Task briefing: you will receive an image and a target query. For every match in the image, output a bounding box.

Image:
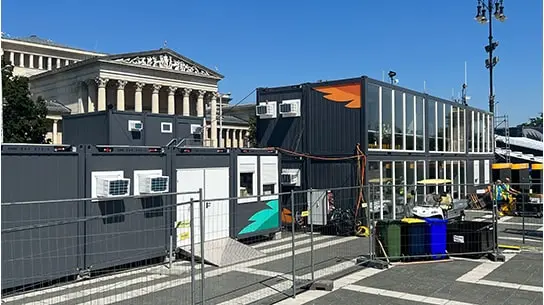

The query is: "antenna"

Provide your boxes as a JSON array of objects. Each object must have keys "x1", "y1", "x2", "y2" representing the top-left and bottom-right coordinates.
[
  {"x1": 382, "y1": 71, "x2": 385, "y2": 82},
  {"x1": 423, "y1": 80, "x2": 427, "y2": 93}
]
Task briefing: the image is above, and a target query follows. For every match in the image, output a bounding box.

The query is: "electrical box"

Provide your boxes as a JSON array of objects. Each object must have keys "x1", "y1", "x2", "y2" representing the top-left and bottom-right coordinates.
[
  {"x1": 95, "y1": 177, "x2": 130, "y2": 198},
  {"x1": 279, "y1": 99, "x2": 301, "y2": 118},
  {"x1": 256, "y1": 101, "x2": 277, "y2": 119},
  {"x1": 128, "y1": 120, "x2": 143, "y2": 132},
  {"x1": 307, "y1": 189, "x2": 329, "y2": 226},
  {"x1": 281, "y1": 168, "x2": 300, "y2": 186}
]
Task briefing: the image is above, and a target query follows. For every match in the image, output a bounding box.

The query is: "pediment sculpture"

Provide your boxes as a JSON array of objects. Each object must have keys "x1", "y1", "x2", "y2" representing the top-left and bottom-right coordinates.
[{"x1": 114, "y1": 54, "x2": 211, "y2": 76}]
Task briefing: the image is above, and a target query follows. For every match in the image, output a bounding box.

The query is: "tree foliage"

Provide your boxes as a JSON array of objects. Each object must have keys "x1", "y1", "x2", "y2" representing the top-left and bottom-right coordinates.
[
  {"x1": 520, "y1": 112, "x2": 543, "y2": 128},
  {"x1": 2, "y1": 56, "x2": 50, "y2": 143},
  {"x1": 247, "y1": 116, "x2": 257, "y2": 147}
]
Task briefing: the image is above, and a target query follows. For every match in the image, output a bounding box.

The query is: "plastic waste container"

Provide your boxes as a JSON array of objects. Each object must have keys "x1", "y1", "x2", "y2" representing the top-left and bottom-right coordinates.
[
  {"x1": 401, "y1": 218, "x2": 427, "y2": 258},
  {"x1": 446, "y1": 220, "x2": 494, "y2": 258},
  {"x1": 375, "y1": 219, "x2": 402, "y2": 261},
  {"x1": 424, "y1": 218, "x2": 448, "y2": 260}
]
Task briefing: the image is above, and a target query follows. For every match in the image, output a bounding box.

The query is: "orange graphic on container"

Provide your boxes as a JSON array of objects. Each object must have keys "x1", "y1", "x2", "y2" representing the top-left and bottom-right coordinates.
[{"x1": 313, "y1": 83, "x2": 361, "y2": 109}]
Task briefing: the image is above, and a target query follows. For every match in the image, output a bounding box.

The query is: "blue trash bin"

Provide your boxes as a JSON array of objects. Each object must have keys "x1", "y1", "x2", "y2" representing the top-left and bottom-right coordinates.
[{"x1": 424, "y1": 218, "x2": 448, "y2": 259}]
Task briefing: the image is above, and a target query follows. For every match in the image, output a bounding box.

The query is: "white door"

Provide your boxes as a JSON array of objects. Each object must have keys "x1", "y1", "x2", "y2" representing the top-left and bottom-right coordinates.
[
  {"x1": 203, "y1": 168, "x2": 230, "y2": 241},
  {"x1": 176, "y1": 167, "x2": 230, "y2": 248},
  {"x1": 474, "y1": 161, "x2": 480, "y2": 186},
  {"x1": 176, "y1": 169, "x2": 204, "y2": 247}
]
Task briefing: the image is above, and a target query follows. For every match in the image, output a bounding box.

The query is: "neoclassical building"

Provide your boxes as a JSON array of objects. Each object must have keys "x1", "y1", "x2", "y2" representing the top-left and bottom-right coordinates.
[{"x1": 1, "y1": 34, "x2": 251, "y2": 147}]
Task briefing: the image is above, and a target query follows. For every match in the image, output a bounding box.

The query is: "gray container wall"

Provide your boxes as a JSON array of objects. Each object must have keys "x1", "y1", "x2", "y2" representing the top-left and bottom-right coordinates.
[
  {"x1": 230, "y1": 149, "x2": 282, "y2": 240},
  {"x1": 63, "y1": 112, "x2": 109, "y2": 145},
  {"x1": 1, "y1": 144, "x2": 84, "y2": 291},
  {"x1": 306, "y1": 159, "x2": 359, "y2": 210},
  {"x1": 83, "y1": 145, "x2": 170, "y2": 271},
  {"x1": 256, "y1": 86, "x2": 304, "y2": 151},
  {"x1": 62, "y1": 111, "x2": 203, "y2": 146}
]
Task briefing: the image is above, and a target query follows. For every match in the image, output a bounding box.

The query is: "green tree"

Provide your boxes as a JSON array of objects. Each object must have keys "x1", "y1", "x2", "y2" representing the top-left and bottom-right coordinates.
[
  {"x1": 247, "y1": 116, "x2": 257, "y2": 147},
  {"x1": 2, "y1": 56, "x2": 50, "y2": 143},
  {"x1": 520, "y1": 112, "x2": 543, "y2": 128}
]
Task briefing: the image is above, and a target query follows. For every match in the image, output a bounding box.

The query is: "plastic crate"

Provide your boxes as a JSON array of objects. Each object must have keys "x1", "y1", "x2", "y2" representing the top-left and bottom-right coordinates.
[{"x1": 447, "y1": 220, "x2": 494, "y2": 258}]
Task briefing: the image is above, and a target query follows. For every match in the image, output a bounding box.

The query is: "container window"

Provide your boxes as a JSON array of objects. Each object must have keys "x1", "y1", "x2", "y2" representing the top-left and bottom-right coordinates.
[
  {"x1": 239, "y1": 172, "x2": 254, "y2": 197},
  {"x1": 263, "y1": 184, "x2": 275, "y2": 195},
  {"x1": 394, "y1": 91, "x2": 404, "y2": 150},
  {"x1": 416, "y1": 161, "x2": 426, "y2": 203},
  {"x1": 161, "y1": 122, "x2": 173, "y2": 133},
  {"x1": 437, "y1": 102, "x2": 444, "y2": 151},
  {"x1": 416, "y1": 97, "x2": 424, "y2": 151},
  {"x1": 367, "y1": 84, "x2": 380, "y2": 149},
  {"x1": 427, "y1": 100, "x2": 436, "y2": 151},
  {"x1": 445, "y1": 105, "x2": 452, "y2": 152},
  {"x1": 381, "y1": 87, "x2": 393, "y2": 150},
  {"x1": 460, "y1": 109, "x2": 466, "y2": 152},
  {"x1": 405, "y1": 93, "x2": 415, "y2": 151},
  {"x1": 382, "y1": 161, "x2": 393, "y2": 219}
]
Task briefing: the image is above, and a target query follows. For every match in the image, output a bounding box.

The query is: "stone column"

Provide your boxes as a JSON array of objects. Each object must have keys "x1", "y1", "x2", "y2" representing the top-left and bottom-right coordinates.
[
  {"x1": 168, "y1": 86, "x2": 177, "y2": 115},
  {"x1": 56, "y1": 58, "x2": 61, "y2": 69},
  {"x1": 197, "y1": 90, "x2": 205, "y2": 117},
  {"x1": 47, "y1": 57, "x2": 52, "y2": 70},
  {"x1": 152, "y1": 84, "x2": 161, "y2": 113},
  {"x1": 134, "y1": 82, "x2": 145, "y2": 112},
  {"x1": 19, "y1": 53, "x2": 24, "y2": 67},
  {"x1": 29, "y1": 54, "x2": 34, "y2": 68},
  {"x1": 182, "y1": 88, "x2": 192, "y2": 116},
  {"x1": 9, "y1": 52, "x2": 14, "y2": 65},
  {"x1": 232, "y1": 130, "x2": 238, "y2": 148},
  {"x1": 77, "y1": 81, "x2": 85, "y2": 113},
  {"x1": 85, "y1": 79, "x2": 95, "y2": 112},
  {"x1": 52, "y1": 119, "x2": 58, "y2": 144},
  {"x1": 225, "y1": 128, "x2": 230, "y2": 148},
  {"x1": 239, "y1": 130, "x2": 245, "y2": 148},
  {"x1": 210, "y1": 92, "x2": 218, "y2": 147},
  {"x1": 116, "y1": 80, "x2": 127, "y2": 111},
  {"x1": 95, "y1": 77, "x2": 109, "y2": 111},
  {"x1": 65, "y1": 59, "x2": 70, "y2": 66},
  {"x1": 38, "y1": 56, "x2": 43, "y2": 69}
]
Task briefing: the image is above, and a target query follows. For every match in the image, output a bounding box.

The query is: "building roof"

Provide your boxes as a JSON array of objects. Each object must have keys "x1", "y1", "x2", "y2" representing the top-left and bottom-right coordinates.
[
  {"x1": 205, "y1": 114, "x2": 248, "y2": 126},
  {"x1": 2, "y1": 34, "x2": 107, "y2": 55},
  {"x1": 45, "y1": 100, "x2": 71, "y2": 114}
]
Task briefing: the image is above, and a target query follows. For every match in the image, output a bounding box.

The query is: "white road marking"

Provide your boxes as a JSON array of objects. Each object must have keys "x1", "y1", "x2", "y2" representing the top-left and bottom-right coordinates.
[
  {"x1": 343, "y1": 285, "x2": 478, "y2": 305},
  {"x1": 498, "y1": 236, "x2": 542, "y2": 243},
  {"x1": 261, "y1": 235, "x2": 335, "y2": 253},
  {"x1": 499, "y1": 216, "x2": 513, "y2": 222},
  {"x1": 46, "y1": 236, "x2": 360, "y2": 305},
  {"x1": 456, "y1": 253, "x2": 542, "y2": 292},
  {"x1": 252, "y1": 233, "x2": 310, "y2": 250},
  {"x1": 539, "y1": 227, "x2": 544, "y2": 231}
]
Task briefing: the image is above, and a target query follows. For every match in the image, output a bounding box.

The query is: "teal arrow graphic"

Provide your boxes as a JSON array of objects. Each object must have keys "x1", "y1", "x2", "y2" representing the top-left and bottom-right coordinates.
[{"x1": 239, "y1": 200, "x2": 279, "y2": 235}]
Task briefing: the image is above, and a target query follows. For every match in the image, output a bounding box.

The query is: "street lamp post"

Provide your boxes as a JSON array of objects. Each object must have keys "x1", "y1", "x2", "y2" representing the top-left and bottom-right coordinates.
[
  {"x1": 218, "y1": 92, "x2": 230, "y2": 147},
  {"x1": 475, "y1": 0, "x2": 506, "y2": 113}
]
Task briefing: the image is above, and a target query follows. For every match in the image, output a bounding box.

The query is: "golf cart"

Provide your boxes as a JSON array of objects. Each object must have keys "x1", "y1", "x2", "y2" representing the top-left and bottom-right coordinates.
[{"x1": 411, "y1": 179, "x2": 468, "y2": 221}]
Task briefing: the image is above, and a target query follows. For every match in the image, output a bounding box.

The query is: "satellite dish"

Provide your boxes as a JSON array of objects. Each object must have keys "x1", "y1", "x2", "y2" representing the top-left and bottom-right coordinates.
[{"x1": 394, "y1": 79, "x2": 399, "y2": 84}]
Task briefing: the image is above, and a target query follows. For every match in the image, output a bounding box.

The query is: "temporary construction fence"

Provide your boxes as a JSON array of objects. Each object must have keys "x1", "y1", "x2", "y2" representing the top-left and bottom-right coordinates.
[{"x1": 1, "y1": 168, "x2": 542, "y2": 304}]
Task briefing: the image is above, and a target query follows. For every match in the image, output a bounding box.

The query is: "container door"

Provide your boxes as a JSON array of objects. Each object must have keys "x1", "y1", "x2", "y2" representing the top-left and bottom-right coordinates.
[
  {"x1": 176, "y1": 168, "x2": 204, "y2": 247},
  {"x1": 260, "y1": 156, "x2": 279, "y2": 202},
  {"x1": 473, "y1": 160, "x2": 480, "y2": 186},
  {"x1": 203, "y1": 167, "x2": 230, "y2": 241}
]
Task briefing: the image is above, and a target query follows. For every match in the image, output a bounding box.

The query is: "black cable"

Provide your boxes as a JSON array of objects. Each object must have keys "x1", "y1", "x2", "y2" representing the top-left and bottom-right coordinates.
[{"x1": 207, "y1": 88, "x2": 256, "y2": 125}]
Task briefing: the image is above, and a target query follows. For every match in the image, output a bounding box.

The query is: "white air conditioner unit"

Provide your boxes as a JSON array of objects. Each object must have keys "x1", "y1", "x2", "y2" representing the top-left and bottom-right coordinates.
[
  {"x1": 256, "y1": 101, "x2": 277, "y2": 119},
  {"x1": 139, "y1": 175, "x2": 169, "y2": 194},
  {"x1": 190, "y1": 124, "x2": 202, "y2": 135},
  {"x1": 281, "y1": 169, "x2": 300, "y2": 186},
  {"x1": 95, "y1": 177, "x2": 131, "y2": 198},
  {"x1": 279, "y1": 99, "x2": 301, "y2": 118},
  {"x1": 128, "y1": 120, "x2": 143, "y2": 132}
]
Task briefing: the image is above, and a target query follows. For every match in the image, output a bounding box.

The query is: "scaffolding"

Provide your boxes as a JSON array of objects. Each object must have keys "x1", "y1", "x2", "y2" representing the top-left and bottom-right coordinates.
[{"x1": 494, "y1": 114, "x2": 510, "y2": 163}]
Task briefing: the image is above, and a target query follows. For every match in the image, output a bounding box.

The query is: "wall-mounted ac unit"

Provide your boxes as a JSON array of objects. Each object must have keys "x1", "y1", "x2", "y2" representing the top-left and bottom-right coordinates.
[
  {"x1": 279, "y1": 99, "x2": 301, "y2": 118},
  {"x1": 256, "y1": 101, "x2": 277, "y2": 119},
  {"x1": 96, "y1": 177, "x2": 131, "y2": 198},
  {"x1": 128, "y1": 120, "x2": 143, "y2": 132},
  {"x1": 139, "y1": 175, "x2": 169, "y2": 194},
  {"x1": 190, "y1": 124, "x2": 202, "y2": 135},
  {"x1": 281, "y1": 169, "x2": 300, "y2": 186}
]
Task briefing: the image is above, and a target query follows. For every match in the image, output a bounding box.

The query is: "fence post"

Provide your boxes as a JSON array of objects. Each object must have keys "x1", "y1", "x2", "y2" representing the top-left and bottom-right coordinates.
[
  {"x1": 522, "y1": 182, "x2": 527, "y2": 244},
  {"x1": 369, "y1": 184, "x2": 374, "y2": 260},
  {"x1": 309, "y1": 188, "x2": 314, "y2": 282},
  {"x1": 190, "y1": 198, "x2": 196, "y2": 305},
  {"x1": 199, "y1": 188, "x2": 205, "y2": 304},
  {"x1": 490, "y1": 185, "x2": 504, "y2": 261},
  {"x1": 290, "y1": 189, "x2": 296, "y2": 298}
]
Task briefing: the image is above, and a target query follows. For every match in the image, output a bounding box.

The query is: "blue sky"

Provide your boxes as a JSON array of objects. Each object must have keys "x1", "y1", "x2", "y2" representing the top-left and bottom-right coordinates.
[{"x1": 2, "y1": 0, "x2": 542, "y2": 124}]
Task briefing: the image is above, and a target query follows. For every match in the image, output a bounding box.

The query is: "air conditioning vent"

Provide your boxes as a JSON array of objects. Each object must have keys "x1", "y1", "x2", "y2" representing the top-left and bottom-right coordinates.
[
  {"x1": 281, "y1": 169, "x2": 300, "y2": 186},
  {"x1": 190, "y1": 124, "x2": 202, "y2": 134},
  {"x1": 96, "y1": 177, "x2": 130, "y2": 198},
  {"x1": 279, "y1": 99, "x2": 301, "y2": 118},
  {"x1": 128, "y1": 120, "x2": 143, "y2": 132},
  {"x1": 255, "y1": 101, "x2": 277, "y2": 119},
  {"x1": 139, "y1": 175, "x2": 169, "y2": 193}
]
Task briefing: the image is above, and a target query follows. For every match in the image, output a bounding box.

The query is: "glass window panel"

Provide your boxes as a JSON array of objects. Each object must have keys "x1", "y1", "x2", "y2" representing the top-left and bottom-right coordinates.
[
  {"x1": 394, "y1": 161, "x2": 404, "y2": 219},
  {"x1": 460, "y1": 109, "x2": 465, "y2": 152},
  {"x1": 367, "y1": 161, "x2": 381, "y2": 207},
  {"x1": 416, "y1": 96, "x2": 424, "y2": 151},
  {"x1": 453, "y1": 161, "x2": 460, "y2": 199},
  {"x1": 427, "y1": 100, "x2": 436, "y2": 151},
  {"x1": 382, "y1": 161, "x2": 393, "y2": 219},
  {"x1": 381, "y1": 88, "x2": 393, "y2": 150},
  {"x1": 446, "y1": 161, "x2": 452, "y2": 195},
  {"x1": 469, "y1": 111, "x2": 475, "y2": 153},
  {"x1": 445, "y1": 105, "x2": 452, "y2": 152},
  {"x1": 394, "y1": 91, "x2": 404, "y2": 150},
  {"x1": 482, "y1": 114, "x2": 487, "y2": 152},
  {"x1": 416, "y1": 161, "x2": 425, "y2": 203},
  {"x1": 477, "y1": 112, "x2": 481, "y2": 152},
  {"x1": 437, "y1": 103, "x2": 444, "y2": 151},
  {"x1": 367, "y1": 84, "x2": 380, "y2": 149},
  {"x1": 460, "y1": 161, "x2": 466, "y2": 197},
  {"x1": 405, "y1": 93, "x2": 415, "y2": 150},
  {"x1": 488, "y1": 115, "x2": 493, "y2": 152}
]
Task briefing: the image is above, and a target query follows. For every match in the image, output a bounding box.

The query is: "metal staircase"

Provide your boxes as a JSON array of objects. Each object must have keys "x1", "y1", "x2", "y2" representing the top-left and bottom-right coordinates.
[{"x1": 494, "y1": 114, "x2": 510, "y2": 163}]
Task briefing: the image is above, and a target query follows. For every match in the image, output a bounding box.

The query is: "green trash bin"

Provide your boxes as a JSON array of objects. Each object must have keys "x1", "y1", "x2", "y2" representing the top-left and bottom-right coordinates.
[{"x1": 375, "y1": 219, "x2": 402, "y2": 261}]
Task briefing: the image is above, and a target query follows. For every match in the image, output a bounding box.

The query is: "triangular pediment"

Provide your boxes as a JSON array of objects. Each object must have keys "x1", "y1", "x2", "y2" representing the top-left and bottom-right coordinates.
[{"x1": 103, "y1": 49, "x2": 223, "y2": 79}]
